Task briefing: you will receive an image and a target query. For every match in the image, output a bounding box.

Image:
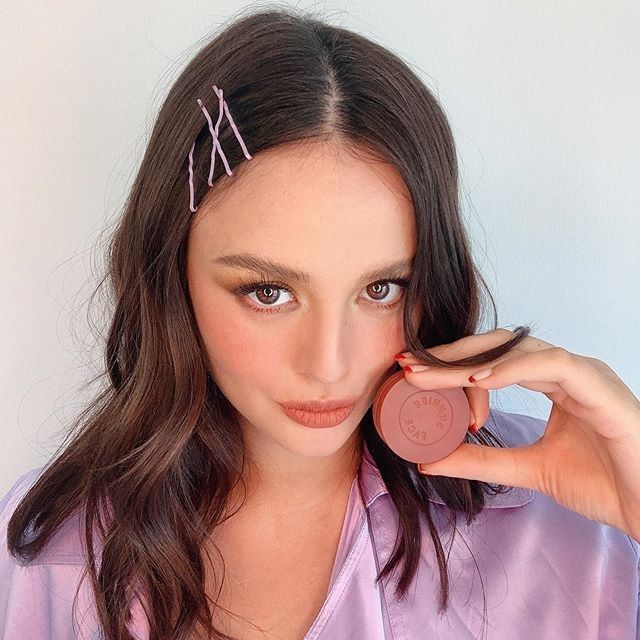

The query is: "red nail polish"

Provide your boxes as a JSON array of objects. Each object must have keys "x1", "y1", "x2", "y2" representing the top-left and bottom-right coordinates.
[
  {"x1": 468, "y1": 375, "x2": 476, "y2": 383},
  {"x1": 402, "y1": 365, "x2": 413, "y2": 373},
  {"x1": 394, "y1": 352, "x2": 405, "y2": 360},
  {"x1": 469, "y1": 422, "x2": 478, "y2": 433}
]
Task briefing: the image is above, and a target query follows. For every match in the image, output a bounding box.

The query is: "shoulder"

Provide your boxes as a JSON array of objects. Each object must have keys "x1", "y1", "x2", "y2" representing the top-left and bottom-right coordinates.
[
  {"x1": 0, "y1": 469, "x2": 145, "y2": 638},
  {"x1": 409, "y1": 409, "x2": 640, "y2": 637},
  {"x1": 0, "y1": 466, "x2": 45, "y2": 516},
  {"x1": 1, "y1": 466, "x2": 92, "y2": 566},
  {"x1": 0, "y1": 466, "x2": 46, "y2": 544},
  {"x1": 0, "y1": 467, "x2": 104, "y2": 637}
]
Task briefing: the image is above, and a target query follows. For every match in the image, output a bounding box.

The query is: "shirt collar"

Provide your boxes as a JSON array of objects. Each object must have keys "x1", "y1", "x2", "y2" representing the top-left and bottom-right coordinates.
[{"x1": 358, "y1": 440, "x2": 534, "y2": 509}]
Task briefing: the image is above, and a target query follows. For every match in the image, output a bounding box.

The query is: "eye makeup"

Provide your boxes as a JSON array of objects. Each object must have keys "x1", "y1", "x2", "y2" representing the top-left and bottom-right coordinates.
[
  {"x1": 231, "y1": 274, "x2": 411, "y2": 314},
  {"x1": 213, "y1": 253, "x2": 414, "y2": 287}
]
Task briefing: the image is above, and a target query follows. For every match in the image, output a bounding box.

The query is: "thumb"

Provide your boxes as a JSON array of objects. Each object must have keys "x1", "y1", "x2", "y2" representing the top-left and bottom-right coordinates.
[{"x1": 417, "y1": 441, "x2": 539, "y2": 491}]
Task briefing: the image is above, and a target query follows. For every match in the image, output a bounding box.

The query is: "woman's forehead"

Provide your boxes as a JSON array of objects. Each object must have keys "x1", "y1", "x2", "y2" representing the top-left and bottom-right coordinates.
[{"x1": 192, "y1": 140, "x2": 415, "y2": 243}]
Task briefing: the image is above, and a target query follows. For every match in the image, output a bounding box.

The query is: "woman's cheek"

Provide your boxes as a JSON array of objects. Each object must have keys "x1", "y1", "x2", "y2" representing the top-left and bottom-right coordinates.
[
  {"x1": 366, "y1": 310, "x2": 408, "y2": 364},
  {"x1": 192, "y1": 293, "x2": 252, "y2": 369},
  {"x1": 198, "y1": 305, "x2": 281, "y2": 382}
]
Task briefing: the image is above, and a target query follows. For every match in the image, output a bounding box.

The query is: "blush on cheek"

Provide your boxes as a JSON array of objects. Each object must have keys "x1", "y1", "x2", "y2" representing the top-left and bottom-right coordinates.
[
  {"x1": 198, "y1": 306, "x2": 279, "y2": 381},
  {"x1": 374, "y1": 312, "x2": 407, "y2": 361}
]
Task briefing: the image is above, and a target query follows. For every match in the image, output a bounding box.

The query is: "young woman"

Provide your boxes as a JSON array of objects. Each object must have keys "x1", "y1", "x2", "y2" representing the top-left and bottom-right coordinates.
[{"x1": 2, "y1": 7, "x2": 639, "y2": 640}]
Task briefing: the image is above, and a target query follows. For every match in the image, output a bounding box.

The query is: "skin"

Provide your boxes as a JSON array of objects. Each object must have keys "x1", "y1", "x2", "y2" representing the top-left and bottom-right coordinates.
[{"x1": 185, "y1": 137, "x2": 417, "y2": 518}]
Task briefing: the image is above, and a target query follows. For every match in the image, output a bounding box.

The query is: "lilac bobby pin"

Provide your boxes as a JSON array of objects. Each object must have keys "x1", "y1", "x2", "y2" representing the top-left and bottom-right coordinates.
[
  {"x1": 188, "y1": 142, "x2": 197, "y2": 213},
  {"x1": 213, "y1": 84, "x2": 253, "y2": 162},
  {"x1": 188, "y1": 84, "x2": 253, "y2": 213},
  {"x1": 197, "y1": 96, "x2": 232, "y2": 181},
  {"x1": 208, "y1": 87, "x2": 226, "y2": 183}
]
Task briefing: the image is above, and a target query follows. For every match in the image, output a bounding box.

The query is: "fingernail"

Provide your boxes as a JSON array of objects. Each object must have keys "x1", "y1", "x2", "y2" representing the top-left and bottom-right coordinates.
[
  {"x1": 394, "y1": 351, "x2": 408, "y2": 360},
  {"x1": 404, "y1": 364, "x2": 430, "y2": 373},
  {"x1": 469, "y1": 368, "x2": 493, "y2": 382},
  {"x1": 469, "y1": 422, "x2": 478, "y2": 433}
]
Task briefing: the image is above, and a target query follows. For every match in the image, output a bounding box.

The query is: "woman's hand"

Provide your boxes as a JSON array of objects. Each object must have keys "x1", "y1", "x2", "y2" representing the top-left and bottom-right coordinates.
[{"x1": 395, "y1": 328, "x2": 640, "y2": 541}]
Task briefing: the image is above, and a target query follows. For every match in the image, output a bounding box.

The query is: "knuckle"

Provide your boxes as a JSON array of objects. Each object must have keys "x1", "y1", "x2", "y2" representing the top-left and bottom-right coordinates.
[{"x1": 549, "y1": 346, "x2": 573, "y2": 365}]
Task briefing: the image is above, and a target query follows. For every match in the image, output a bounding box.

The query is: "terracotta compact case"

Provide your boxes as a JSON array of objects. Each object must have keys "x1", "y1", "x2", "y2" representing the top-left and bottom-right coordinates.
[{"x1": 372, "y1": 369, "x2": 471, "y2": 464}]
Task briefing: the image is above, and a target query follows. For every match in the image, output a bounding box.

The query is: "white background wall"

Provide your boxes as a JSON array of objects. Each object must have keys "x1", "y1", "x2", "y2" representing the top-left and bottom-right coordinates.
[{"x1": 1, "y1": 1, "x2": 638, "y2": 492}]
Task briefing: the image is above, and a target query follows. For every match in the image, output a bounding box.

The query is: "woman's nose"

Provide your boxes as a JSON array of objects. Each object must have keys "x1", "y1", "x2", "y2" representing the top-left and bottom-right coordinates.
[{"x1": 296, "y1": 312, "x2": 353, "y2": 382}]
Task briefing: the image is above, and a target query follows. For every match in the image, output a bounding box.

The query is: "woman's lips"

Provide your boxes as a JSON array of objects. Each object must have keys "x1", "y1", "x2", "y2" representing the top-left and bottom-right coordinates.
[{"x1": 279, "y1": 403, "x2": 356, "y2": 428}]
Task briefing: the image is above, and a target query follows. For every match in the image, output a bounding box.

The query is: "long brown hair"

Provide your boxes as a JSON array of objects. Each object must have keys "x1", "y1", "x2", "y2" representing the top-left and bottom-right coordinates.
[{"x1": 7, "y1": 6, "x2": 531, "y2": 639}]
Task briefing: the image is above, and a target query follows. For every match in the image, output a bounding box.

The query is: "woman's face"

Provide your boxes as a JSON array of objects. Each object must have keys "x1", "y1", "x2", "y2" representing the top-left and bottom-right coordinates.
[{"x1": 186, "y1": 139, "x2": 417, "y2": 466}]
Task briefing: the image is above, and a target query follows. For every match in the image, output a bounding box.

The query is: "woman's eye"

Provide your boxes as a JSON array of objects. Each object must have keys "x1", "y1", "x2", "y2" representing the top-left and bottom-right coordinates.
[
  {"x1": 232, "y1": 279, "x2": 294, "y2": 314},
  {"x1": 233, "y1": 278, "x2": 410, "y2": 315},
  {"x1": 364, "y1": 281, "x2": 404, "y2": 306},
  {"x1": 248, "y1": 283, "x2": 294, "y2": 309}
]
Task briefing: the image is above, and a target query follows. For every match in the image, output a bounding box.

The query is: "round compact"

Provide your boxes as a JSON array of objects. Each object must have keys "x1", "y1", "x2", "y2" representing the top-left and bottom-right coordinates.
[{"x1": 372, "y1": 369, "x2": 471, "y2": 464}]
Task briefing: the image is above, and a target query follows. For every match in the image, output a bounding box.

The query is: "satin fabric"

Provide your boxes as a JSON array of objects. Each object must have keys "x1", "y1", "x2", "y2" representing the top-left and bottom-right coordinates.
[{"x1": 2, "y1": 408, "x2": 639, "y2": 639}]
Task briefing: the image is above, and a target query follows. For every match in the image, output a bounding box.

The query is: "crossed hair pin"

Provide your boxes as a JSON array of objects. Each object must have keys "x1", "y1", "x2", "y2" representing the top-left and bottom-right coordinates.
[{"x1": 187, "y1": 84, "x2": 253, "y2": 213}]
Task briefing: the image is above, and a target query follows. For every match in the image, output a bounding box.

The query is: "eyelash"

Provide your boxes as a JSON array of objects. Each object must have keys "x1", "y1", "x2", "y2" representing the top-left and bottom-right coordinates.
[{"x1": 233, "y1": 275, "x2": 411, "y2": 315}]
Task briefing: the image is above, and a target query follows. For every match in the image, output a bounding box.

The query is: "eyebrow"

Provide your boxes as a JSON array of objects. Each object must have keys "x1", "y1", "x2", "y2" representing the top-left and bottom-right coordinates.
[{"x1": 213, "y1": 253, "x2": 414, "y2": 285}]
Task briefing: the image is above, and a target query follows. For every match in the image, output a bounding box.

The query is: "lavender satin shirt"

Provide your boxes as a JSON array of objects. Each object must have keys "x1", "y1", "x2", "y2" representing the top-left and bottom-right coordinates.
[{"x1": 2, "y1": 408, "x2": 639, "y2": 639}]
